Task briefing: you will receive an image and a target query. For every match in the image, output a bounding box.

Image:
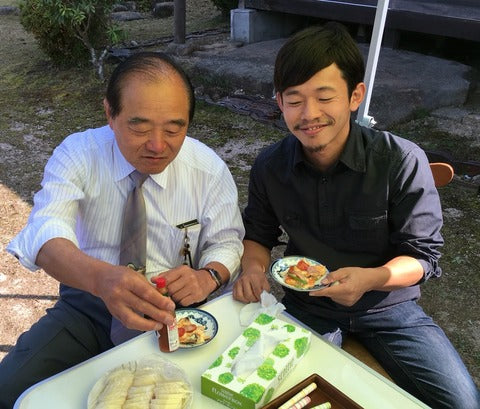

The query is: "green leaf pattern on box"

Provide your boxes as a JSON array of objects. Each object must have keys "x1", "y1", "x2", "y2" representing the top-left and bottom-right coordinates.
[
  {"x1": 201, "y1": 313, "x2": 311, "y2": 409},
  {"x1": 240, "y1": 383, "x2": 265, "y2": 403}
]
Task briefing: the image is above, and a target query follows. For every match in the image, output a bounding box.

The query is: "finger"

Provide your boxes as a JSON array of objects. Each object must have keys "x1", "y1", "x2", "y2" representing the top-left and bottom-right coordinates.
[
  {"x1": 321, "y1": 275, "x2": 337, "y2": 286},
  {"x1": 142, "y1": 309, "x2": 175, "y2": 329},
  {"x1": 172, "y1": 274, "x2": 211, "y2": 307},
  {"x1": 309, "y1": 282, "x2": 340, "y2": 297},
  {"x1": 233, "y1": 279, "x2": 255, "y2": 303},
  {"x1": 137, "y1": 282, "x2": 175, "y2": 310},
  {"x1": 159, "y1": 269, "x2": 195, "y2": 295},
  {"x1": 175, "y1": 288, "x2": 205, "y2": 307},
  {"x1": 115, "y1": 291, "x2": 177, "y2": 331},
  {"x1": 309, "y1": 287, "x2": 329, "y2": 297},
  {"x1": 232, "y1": 280, "x2": 246, "y2": 302},
  {"x1": 245, "y1": 278, "x2": 265, "y2": 302},
  {"x1": 165, "y1": 278, "x2": 200, "y2": 306},
  {"x1": 149, "y1": 273, "x2": 165, "y2": 285},
  {"x1": 112, "y1": 304, "x2": 154, "y2": 332},
  {"x1": 123, "y1": 310, "x2": 169, "y2": 332},
  {"x1": 252, "y1": 280, "x2": 269, "y2": 301}
]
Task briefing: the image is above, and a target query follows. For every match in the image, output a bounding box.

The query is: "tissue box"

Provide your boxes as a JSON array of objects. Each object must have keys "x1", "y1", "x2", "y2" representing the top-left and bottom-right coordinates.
[{"x1": 201, "y1": 313, "x2": 311, "y2": 409}]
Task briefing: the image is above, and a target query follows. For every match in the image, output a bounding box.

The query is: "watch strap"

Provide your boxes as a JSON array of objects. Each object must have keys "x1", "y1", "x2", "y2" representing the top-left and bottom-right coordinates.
[{"x1": 202, "y1": 268, "x2": 222, "y2": 291}]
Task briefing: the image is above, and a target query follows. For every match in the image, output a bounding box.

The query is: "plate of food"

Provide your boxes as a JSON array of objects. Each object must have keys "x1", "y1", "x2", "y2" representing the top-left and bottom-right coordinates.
[
  {"x1": 175, "y1": 308, "x2": 218, "y2": 348},
  {"x1": 270, "y1": 256, "x2": 329, "y2": 291},
  {"x1": 87, "y1": 354, "x2": 192, "y2": 409}
]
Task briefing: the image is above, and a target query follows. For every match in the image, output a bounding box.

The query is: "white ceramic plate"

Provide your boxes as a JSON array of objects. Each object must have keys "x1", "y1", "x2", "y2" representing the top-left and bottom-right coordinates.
[
  {"x1": 270, "y1": 255, "x2": 329, "y2": 292},
  {"x1": 175, "y1": 308, "x2": 218, "y2": 348}
]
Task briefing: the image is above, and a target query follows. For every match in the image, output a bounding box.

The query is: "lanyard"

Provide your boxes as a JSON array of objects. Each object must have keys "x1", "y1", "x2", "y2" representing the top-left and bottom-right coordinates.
[
  {"x1": 176, "y1": 219, "x2": 199, "y2": 268},
  {"x1": 181, "y1": 226, "x2": 193, "y2": 267}
]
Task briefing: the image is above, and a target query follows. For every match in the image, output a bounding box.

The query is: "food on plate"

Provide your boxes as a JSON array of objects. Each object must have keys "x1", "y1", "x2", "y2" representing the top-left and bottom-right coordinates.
[
  {"x1": 280, "y1": 258, "x2": 328, "y2": 289},
  {"x1": 89, "y1": 364, "x2": 191, "y2": 409},
  {"x1": 177, "y1": 316, "x2": 211, "y2": 345}
]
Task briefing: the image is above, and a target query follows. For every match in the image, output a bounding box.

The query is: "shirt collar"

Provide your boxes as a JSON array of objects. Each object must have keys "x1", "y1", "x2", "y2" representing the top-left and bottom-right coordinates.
[
  {"x1": 112, "y1": 134, "x2": 133, "y2": 182},
  {"x1": 338, "y1": 120, "x2": 367, "y2": 173}
]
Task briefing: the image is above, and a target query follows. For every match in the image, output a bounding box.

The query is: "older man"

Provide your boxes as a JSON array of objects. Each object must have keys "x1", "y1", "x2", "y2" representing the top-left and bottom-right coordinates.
[{"x1": 0, "y1": 52, "x2": 244, "y2": 407}]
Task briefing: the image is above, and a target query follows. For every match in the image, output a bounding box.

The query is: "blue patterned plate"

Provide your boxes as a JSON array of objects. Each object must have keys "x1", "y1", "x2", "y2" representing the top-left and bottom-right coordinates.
[
  {"x1": 270, "y1": 255, "x2": 329, "y2": 292},
  {"x1": 175, "y1": 308, "x2": 218, "y2": 348}
]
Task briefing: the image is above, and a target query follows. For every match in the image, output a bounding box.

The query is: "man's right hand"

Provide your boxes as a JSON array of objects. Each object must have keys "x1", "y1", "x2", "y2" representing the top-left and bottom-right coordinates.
[
  {"x1": 233, "y1": 239, "x2": 272, "y2": 303},
  {"x1": 35, "y1": 238, "x2": 175, "y2": 332},
  {"x1": 98, "y1": 265, "x2": 176, "y2": 332},
  {"x1": 233, "y1": 270, "x2": 271, "y2": 303}
]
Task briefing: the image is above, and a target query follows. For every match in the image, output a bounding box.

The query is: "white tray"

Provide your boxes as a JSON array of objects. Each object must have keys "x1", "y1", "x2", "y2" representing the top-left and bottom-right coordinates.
[{"x1": 15, "y1": 292, "x2": 429, "y2": 409}]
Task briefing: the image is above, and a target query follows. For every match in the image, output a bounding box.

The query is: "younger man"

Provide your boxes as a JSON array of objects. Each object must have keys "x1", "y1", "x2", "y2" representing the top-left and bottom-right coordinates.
[{"x1": 233, "y1": 22, "x2": 479, "y2": 408}]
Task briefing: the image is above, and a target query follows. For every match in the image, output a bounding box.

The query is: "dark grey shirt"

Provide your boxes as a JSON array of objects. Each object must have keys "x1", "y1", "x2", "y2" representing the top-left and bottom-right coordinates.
[{"x1": 244, "y1": 121, "x2": 444, "y2": 315}]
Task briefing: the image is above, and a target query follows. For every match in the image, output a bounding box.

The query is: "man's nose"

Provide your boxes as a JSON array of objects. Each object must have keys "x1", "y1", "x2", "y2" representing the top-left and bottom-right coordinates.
[
  {"x1": 146, "y1": 131, "x2": 166, "y2": 153},
  {"x1": 301, "y1": 99, "x2": 319, "y2": 120}
]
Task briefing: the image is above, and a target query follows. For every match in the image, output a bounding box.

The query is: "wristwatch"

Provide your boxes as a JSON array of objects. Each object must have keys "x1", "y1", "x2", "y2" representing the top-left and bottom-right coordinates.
[{"x1": 203, "y1": 268, "x2": 223, "y2": 291}]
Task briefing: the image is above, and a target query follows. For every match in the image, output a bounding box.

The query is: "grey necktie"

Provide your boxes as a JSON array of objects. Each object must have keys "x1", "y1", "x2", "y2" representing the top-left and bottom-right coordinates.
[
  {"x1": 110, "y1": 170, "x2": 148, "y2": 345},
  {"x1": 119, "y1": 171, "x2": 148, "y2": 272}
]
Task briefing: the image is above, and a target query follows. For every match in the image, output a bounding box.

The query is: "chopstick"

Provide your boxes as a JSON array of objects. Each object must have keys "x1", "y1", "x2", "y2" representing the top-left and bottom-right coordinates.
[
  {"x1": 285, "y1": 396, "x2": 311, "y2": 409},
  {"x1": 310, "y1": 403, "x2": 332, "y2": 409},
  {"x1": 277, "y1": 382, "x2": 317, "y2": 409}
]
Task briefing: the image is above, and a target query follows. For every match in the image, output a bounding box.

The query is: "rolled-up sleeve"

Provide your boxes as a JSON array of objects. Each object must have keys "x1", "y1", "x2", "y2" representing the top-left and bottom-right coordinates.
[
  {"x1": 6, "y1": 144, "x2": 84, "y2": 271},
  {"x1": 389, "y1": 146, "x2": 444, "y2": 281}
]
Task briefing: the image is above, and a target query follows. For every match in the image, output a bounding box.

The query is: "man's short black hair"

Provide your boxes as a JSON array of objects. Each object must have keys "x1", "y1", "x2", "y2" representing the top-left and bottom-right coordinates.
[
  {"x1": 274, "y1": 22, "x2": 365, "y2": 97},
  {"x1": 105, "y1": 51, "x2": 195, "y2": 122}
]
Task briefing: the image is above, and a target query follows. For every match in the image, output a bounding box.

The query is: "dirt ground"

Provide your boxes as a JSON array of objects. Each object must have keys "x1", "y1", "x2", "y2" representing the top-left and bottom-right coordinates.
[{"x1": 0, "y1": 0, "x2": 479, "y2": 393}]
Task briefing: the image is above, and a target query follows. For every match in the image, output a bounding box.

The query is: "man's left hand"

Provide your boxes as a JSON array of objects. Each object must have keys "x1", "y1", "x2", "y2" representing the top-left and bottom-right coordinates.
[
  {"x1": 309, "y1": 267, "x2": 376, "y2": 306},
  {"x1": 151, "y1": 265, "x2": 214, "y2": 306}
]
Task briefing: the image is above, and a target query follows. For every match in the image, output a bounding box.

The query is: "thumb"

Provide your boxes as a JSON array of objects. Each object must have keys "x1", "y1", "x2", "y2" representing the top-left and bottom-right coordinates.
[{"x1": 321, "y1": 269, "x2": 343, "y2": 286}]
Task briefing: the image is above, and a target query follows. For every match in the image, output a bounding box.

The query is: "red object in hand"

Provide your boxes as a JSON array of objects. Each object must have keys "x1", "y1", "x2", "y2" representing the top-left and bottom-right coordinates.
[{"x1": 154, "y1": 276, "x2": 167, "y2": 293}]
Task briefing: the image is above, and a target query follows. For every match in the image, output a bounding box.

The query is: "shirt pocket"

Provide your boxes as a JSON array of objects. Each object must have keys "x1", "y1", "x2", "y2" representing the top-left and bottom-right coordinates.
[
  {"x1": 346, "y1": 211, "x2": 389, "y2": 253},
  {"x1": 169, "y1": 222, "x2": 203, "y2": 267}
]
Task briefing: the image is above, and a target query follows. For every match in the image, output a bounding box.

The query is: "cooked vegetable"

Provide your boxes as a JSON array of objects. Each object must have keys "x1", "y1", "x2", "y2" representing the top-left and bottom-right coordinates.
[{"x1": 281, "y1": 259, "x2": 327, "y2": 289}]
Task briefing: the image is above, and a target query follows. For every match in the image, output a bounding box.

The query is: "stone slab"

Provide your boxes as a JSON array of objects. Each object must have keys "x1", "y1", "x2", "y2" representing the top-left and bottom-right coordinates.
[{"x1": 186, "y1": 38, "x2": 472, "y2": 128}]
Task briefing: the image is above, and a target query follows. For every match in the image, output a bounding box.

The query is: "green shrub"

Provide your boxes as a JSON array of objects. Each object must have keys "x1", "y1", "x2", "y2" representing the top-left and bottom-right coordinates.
[
  {"x1": 19, "y1": 0, "x2": 124, "y2": 79},
  {"x1": 209, "y1": 0, "x2": 237, "y2": 17}
]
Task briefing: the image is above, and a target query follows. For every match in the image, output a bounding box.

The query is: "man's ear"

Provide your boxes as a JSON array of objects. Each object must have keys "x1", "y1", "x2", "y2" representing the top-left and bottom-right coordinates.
[
  {"x1": 349, "y1": 82, "x2": 366, "y2": 112},
  {"x1": 275, "y1": 92, "x2": 284, "y2": 113},
  {"x1": 103, "y1": 98, "x2": 113, "y2": 125}
]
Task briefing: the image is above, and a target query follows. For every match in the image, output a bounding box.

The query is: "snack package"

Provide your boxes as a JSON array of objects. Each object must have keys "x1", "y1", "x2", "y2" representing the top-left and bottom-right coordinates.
[{"x1": 88, "y1": 354, "x2": 192, "y2": 409}]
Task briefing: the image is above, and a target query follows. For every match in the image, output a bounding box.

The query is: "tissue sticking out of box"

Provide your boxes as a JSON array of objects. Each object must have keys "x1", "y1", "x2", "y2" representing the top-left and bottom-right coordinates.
[
  {"x1": 239, "y1": 291, "x2": 286, "y2": 326},
  {"x1": 231, "y1": 327, "x2": 290, "y2": 378}
]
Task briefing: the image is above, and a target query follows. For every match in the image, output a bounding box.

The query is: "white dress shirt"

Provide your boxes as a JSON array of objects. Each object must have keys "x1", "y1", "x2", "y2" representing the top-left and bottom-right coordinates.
[{"x1": 7, "y1": 125, "x2": 244, "y2": 283}]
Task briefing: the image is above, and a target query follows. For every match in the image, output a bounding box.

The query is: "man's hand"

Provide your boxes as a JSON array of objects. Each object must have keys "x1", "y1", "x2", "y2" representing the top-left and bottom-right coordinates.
[
  {"x1": 35, "y1": 238, "x2": 176, "y2": 332},
  {"x1": 233, "y1": 239, "x2": 272, "y2": 303},
  {"x1": 233, "y1": 270, "x2": 270, "y2": 303},
  {"x1": 309, "y1": 267, "x2": 375, "y2": 306},
  {"x1": 98, "y1": 265, "x2": 176, "y2": 332},
  {"x1": 151, "y1": 264, "x2": 215, "y2": 306},
  {"x1": 311, "y1": 257, "x2": 425, "y2": 306}
]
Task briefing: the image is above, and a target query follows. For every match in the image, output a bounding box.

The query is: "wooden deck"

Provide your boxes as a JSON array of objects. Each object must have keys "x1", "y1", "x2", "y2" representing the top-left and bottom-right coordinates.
[{"x1": 241, "y1": 0, "x2": 480, "y2": 42}]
